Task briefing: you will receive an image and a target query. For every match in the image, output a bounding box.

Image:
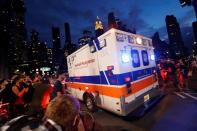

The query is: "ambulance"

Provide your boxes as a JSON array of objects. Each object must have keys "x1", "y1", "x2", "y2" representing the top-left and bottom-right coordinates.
[{"x1": 66, "y1": 28, "x2": 163, "y2": 116}]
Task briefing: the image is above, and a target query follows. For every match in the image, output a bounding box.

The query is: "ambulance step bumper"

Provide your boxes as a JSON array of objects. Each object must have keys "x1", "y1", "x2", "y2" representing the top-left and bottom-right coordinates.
[{"x1": 122, "y1": 86, "x2": 164, "y2": 116}]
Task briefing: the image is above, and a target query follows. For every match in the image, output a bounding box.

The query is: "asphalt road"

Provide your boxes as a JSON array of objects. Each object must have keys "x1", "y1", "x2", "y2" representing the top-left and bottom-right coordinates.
[{"x1": 81, "y1": 86, "x2": 197, "y2": 131}]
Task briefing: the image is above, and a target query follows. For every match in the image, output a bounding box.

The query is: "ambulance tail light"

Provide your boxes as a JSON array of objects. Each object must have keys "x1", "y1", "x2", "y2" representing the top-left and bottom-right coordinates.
[
  {"x1": 125, "y1": 77, "x2": 131, "y2": 82},
  {"x1": 85, "y1": 87, "x2": 89, "y2": 90},
  {"x1": 125, "y1": 77, "x2": 132, "y2": 94}
]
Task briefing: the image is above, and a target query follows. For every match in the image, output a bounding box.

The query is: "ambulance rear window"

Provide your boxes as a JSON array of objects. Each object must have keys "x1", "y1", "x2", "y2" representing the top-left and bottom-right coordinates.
[
  {"x1": 141, "y1": 50, "x2": 149, "y2": 66},
  {"x1": 131, "y1": 49, "x2": 140, "y2": 67}
]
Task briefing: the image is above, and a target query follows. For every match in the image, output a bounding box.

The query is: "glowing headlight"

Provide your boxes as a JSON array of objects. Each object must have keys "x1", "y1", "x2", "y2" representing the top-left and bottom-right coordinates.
[
  {"x1": 150, "y1": 55, "x2": 155, "y2": 60},
  {"x1": 122, "y1": 53, "x2": 130, "y2": 63}
]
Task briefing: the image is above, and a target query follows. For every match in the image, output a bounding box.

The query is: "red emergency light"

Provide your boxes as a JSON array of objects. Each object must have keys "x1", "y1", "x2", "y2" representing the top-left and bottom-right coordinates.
[
  {"x1": 107, "y1": 66, "x2": 114, "y2": 70},
  {"x1": 125, "y1": 77, "x2": 131, "y2": 82}
]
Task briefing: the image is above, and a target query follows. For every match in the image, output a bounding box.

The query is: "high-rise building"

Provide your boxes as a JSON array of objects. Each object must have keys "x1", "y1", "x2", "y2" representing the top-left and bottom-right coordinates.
[
  {"x1": 0, "y1": 0, "x2": 27, "y2": 78},
  {"x1": 165, "y1": 15, "x2": 186, "y2": 58},
  {"x1": 108, "y1": 12, "x2": 117, "y2": 29},
  {"x1": 47, "y1": 48, "x2": 53, "y2": 65},
  {"x1": 95, "y1": 16, "x2": 104, "y2": 37},
  {"x1": 25, "y1": 30, "x2": 52, "y2": 74},
  {"x1": 193, "y1": 0, "x2": 197, "y2": 18},
  {"x1": 52, "y1": 27, "x2": 61, "y2": 67},
  {"x1": 51, "y1": 27, "x2": 63, "y2": 72},
  {"x1": 52, "y1": 27, "x2": 61, "y2": 49},
  {"x1": 152, "y1": 32, "x2": 170, "y2": 60},
  {"x1": 30, "y1": 31, "x2": 44, "y2": 68},
  {"x1": 64, "y1": 22, "x2": 71, "y2": 46},
  {"x1": 64, "y1": 22, "x2": 77, "y2": 57},
  {"x1": 192, "y1": 21, "x2": 197, "y2": 56}
]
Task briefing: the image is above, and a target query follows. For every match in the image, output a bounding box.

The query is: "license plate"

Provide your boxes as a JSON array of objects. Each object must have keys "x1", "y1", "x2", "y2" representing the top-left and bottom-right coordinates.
[{"x1": 144, "y1": 94, "x2": 150, "y2": 102}]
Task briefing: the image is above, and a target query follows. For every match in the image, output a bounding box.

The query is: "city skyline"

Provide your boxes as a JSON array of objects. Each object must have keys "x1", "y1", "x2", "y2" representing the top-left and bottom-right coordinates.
[{"x1": 25, "y1": 0, "x2": 196, "y2": 47}]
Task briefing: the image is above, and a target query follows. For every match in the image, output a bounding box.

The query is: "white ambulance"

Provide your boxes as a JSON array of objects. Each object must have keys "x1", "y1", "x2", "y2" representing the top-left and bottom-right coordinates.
[{"x1": 66, "y1": 28, "x2": 163, "y2": 116}]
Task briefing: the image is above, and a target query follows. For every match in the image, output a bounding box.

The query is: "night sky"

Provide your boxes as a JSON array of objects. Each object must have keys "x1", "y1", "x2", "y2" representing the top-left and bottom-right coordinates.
[{"x1": 25, "y1": 0, "x2": 196, "y2": 47}]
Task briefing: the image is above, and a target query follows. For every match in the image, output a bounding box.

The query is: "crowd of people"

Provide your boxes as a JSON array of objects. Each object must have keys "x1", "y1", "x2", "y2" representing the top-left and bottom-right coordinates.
[
  {"x1": 0, "y1": 71, "x2": 97, "y2": 131},
  {"x1": 0, "y1": 56, "x2": 196, "y2": 130},
  {"x1": 157, "y1": 56, "x2": 197, "y2": 91}
]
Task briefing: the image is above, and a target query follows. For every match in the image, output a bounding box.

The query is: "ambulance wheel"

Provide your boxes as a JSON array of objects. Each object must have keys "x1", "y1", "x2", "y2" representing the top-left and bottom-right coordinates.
[{"x1": 84, "y1": 94, "x2": 95, "y2": 112}]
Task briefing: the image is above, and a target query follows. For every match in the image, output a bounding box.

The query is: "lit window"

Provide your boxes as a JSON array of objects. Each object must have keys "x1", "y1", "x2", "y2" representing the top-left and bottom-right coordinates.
[
  {"x1": 141, "y1": 50, "x2": 149, "y2": 66},
  {"x1": 116, "y1": 33, "x2": 124, "y2": 42},
  {"x1": 131, "y1": 50, "x2": 140, "y2": 67}
]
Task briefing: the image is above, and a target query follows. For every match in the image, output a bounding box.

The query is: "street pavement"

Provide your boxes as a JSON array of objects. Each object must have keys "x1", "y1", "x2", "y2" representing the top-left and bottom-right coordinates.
[{"x1": 81, "y1": 86, "x2": 197, "y2": 131}]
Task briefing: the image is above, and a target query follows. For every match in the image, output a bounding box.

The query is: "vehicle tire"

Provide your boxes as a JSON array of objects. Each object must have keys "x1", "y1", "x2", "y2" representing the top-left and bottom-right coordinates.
[{"x1": 84, "y1": 94, "x2": 95, "y2": 112}]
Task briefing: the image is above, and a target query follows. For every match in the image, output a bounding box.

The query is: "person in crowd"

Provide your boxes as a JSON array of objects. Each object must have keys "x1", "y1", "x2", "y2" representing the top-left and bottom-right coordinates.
[
  {"x1": 175, "y1": 63, "x2": 185, "y2": 92},
  {"x1": 50, "y1": 72, "x2": 65, "y2": 100},
  {"x1": 166, "y1": 60, "x2": 176, "y2": 86},
  {"x1": 22, "y1": 75, "x2": 34, "y2": 104},
  {"x1": 0, "y1": 79, "x2": 8, "y2": 91},
  {"x1": 11, "y1": 76, "x2": 29, "y2": 116},
  {"x1": 180, "y1": 59, "x2": 189, "y2": 89},
  {"x1": 32, "y1": 74, "x2": 42, "y2": 83},
  {"x1": 12, "y1": 76, "x2": 28, "y2": 103},
  {"x1": 159, "y1": 63, "x2": 168, "y2": 87},
  {"x1": 0, "y1": 95, "x2": 98, "y2": 131},
  {"x1": 28, "y1": 76, "x2": 51, "y2": 117},
  {"x1": 0, "y1": 75, "x2": 18, "y2": 104},
  {"x1": 39, "y1": 95, "x2": 86, "y2": 131},
  {"x1": 191, "y1": 58, "x2": 197, "y2": 72}
]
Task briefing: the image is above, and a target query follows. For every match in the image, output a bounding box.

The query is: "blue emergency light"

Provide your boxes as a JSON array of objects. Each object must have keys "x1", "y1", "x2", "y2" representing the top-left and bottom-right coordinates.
[{"x1": 150, "y1": 54, "x2": 155, "y2": 60}]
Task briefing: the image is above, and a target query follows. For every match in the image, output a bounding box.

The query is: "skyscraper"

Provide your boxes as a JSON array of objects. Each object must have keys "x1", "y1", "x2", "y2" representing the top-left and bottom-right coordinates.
[
  {"x1": 192, "y1": 21, "x2": 197, "y2": 56},
  {"x1": 152, "y1": 32, "x2": 170, "y2": 59},
  {"x1": 30, "y1": 30, "x2": 48, "y2": 68},
  {"x1": 64, "y1": 22, "x2": 71, "y2": 46},
  {"x1": 165, "y1": 15, "x2": 186, "y2": 58},
  {"x1": 64, "y1": 22, "x2": 77, "y2": 55},
  {"x1": 52, "y1": 27, "x2": 61, "y2": 49},
  {"x1": 0, "y1": 0, "x2": 26, "y2": 78},
  {"x1": 51, "y1": 27, "x2": 63, "y2": 72},
  {"x1": 95, "y1": 16, "x2": 104, "y2": 37},
  {"x1": 108, "y1": 12, "x2": 117, "y2": 29}
]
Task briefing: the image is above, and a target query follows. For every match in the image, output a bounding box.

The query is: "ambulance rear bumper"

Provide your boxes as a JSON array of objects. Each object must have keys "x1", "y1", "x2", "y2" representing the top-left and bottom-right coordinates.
[{"x1": 121, "y1": 85, "x2": 164, "y2": 116}]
